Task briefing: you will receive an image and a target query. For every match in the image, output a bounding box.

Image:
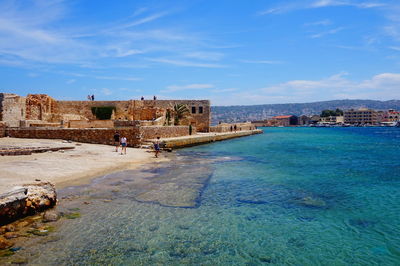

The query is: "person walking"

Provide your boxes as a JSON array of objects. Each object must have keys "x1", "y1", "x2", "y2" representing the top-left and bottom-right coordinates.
[
  {"x1": 153, "y1": 136, "x2": 161, "y2": 158},
  {"x1": 113, "y1": 131, "x2": 120, "y2": 152},
  {"x1": 120, "y1": 136, "x2": 127, "y2": 155}
]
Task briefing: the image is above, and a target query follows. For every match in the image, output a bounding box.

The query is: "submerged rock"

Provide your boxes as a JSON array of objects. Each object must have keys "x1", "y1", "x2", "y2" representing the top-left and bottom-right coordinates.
[
  {"x1": 299, "y1": 196, "x2": 326, "y2": 208},
  {"x1": 63, "y1": 212, "x2": 81, "y2": 219},
  {"x1": 10, "y1": 257, "x2": 28, "y2": 264},
  {"x1": 43, "y1": 210, "x2": 60, "y2": 222},
  {"x1": 0, "y1": 249, "x2": 14, "y2": 257}
]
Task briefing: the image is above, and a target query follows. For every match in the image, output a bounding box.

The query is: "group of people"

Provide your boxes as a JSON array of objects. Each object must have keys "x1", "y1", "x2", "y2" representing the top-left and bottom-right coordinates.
[
  {"x1": 113, "y1": 132, "x2": 161, "y2": 157},
  {"x1": 87, "y1": 95, "x2": 95, "y2": 101}
]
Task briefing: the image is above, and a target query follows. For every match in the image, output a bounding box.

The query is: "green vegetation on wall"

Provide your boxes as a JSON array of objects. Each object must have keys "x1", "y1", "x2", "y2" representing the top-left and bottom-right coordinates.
[
  {"x1": 91, "y1": 106, "x2": 116, "y2": 120},
  {"x1": 173, "y1": 103, "x2": 190, "y2": 125},
  {"x1": 320, "y1": 109, "x2": 343, "y2": 117}
]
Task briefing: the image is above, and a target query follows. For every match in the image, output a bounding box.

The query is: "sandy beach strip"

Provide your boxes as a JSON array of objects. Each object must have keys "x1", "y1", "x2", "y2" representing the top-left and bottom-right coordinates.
[{"x1": 0, "y1": 137, "x2": 163, "y2": 195}]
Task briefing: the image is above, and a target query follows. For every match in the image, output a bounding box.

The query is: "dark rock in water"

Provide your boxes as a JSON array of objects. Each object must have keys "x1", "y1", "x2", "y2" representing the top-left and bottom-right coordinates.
[
  {"x1": 237, "y1": 199, "x2": 268, "y2": 205},
  {"x1": 110, "y1": 181, "x2": 124, "y2": 186},
  {"x1": 287, "y1": 237, "x2": 305, "y2": 248},
  {"x1": 298, "y1": 196, "x2": 326, "y2": 208},
  {"x1": 43, "y1": 210, "x2": 60, "y2": 222},
  {"x1": 9, "y1": 247, "x2": 22, "y2": 252},
  {"x1": 27, "y1": 225, "x2": 55, "y2": 236},
  {"x1": 0, "y1": 249, "x2": 14, "y2": 257},
  {"x1": 10, "y1": 257, "x2": 28, "y2": 264},
  {"x1": 245, "y1": 214, "x2": 260, "y2": 221},
  {"x1": 38, "y1": 235, "x2": 61, "y2": 244},
  {"x1": 63, "y1": 212, "x2": 81, "y2": 219},
  {"x1": 259, "y1": 255, "x2": 273, "y2": 263},
  {"x1": 349, "y1": 218, "x2": 376, "y2": 228},
  {"x1": 127, "y1": 243, "x2": 148, "y2": 253},
  {"x1": 297, "y1": 216, "x2": 316, "y2": 222},
  {"x1": 177, "y1": 224, "x2": 190, "y2": 230},
  {"x1": 148, "y1": 225, "x2": 159, "y2": 232}
]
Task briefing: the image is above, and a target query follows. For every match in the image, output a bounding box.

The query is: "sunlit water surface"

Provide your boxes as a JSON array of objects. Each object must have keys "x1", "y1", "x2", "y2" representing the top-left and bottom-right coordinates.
[{"x1": 8, "y1": 128, "x2": 400, "y2": 265}]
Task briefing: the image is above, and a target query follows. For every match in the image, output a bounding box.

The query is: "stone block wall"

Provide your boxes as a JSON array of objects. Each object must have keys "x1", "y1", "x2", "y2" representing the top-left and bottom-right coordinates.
[
  {"x1": 114, "y1": 120, "x2": 140, "y2": 127},
  {"x1": 0, "y1": 93, "x2": 26, "y2": 127},
  {"x1": 210, "y1": 122, "x2": 256, "y2": 132},
  {"x1": 140, "y1": 126, "x2": 195, "y2": 140},
  {"x1": 6, "y1": 127, "x2": 141, "y2": 147},
  {"x1": 68, "y1": 120, "x2": 114, "y2": 128}
]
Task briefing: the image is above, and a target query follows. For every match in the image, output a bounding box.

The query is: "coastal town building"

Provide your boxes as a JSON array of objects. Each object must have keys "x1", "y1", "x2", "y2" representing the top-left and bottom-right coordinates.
[
  {"x1": 382, "y1": 109, "x2": 400, "y2": 122},
  {"x1": 320, "y1": 116, "x2": 344, "y2": 124},
  {"x1": 271, "y1": 115, "x2": 298, "y2": 127},
  {"x1": 343, "y1": 108, "x2": 378, "y2": 125},
  {"x1": 298, "y1": 115, "x2": 312, "y2": 125}
]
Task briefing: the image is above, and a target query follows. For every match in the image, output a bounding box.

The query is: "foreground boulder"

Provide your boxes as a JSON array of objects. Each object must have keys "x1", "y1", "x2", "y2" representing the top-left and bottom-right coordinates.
[{"x1": 0, "y1": 182, "x2": 57, "y2": 226}]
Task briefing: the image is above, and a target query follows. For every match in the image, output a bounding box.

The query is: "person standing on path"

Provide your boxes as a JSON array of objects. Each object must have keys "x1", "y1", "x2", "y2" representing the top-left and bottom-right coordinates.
[
  {"x1": 113, "y1": 132, "x2": 120, "y2": 152},
  {"x1": 154, "y1": 136, "x2": 161, "y2": 158},
  {"x1": 120, "y1": 136, "x2": 127, "y2": 155}
]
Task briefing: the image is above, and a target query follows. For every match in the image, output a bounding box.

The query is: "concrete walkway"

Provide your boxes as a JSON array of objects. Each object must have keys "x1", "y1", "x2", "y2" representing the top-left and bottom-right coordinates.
[{"x1": 145, "y1": 129, "x2": 263, "y2": 148}]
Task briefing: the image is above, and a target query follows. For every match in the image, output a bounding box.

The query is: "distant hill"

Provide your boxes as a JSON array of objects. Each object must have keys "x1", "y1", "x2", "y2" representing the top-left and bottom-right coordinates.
[{"x1": 211, "y1": 99, "x2": 400, "y2": 124}]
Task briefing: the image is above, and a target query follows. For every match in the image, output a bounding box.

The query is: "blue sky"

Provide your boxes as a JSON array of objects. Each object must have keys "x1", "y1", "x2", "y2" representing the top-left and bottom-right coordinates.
[{"x1": 1, "y1": 0, "x2": 400, "y2": 105}]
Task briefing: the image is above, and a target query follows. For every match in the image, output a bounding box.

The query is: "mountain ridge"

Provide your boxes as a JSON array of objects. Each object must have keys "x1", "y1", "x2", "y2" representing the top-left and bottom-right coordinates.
[{"x1": 211, "y1": 99, "x2": 400, "y2": 124}]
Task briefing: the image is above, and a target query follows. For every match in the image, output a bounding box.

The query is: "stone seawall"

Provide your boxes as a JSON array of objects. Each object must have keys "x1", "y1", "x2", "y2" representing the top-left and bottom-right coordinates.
[
  {"x1": 6, "y1": 128, "x2": 141, "y2": 147},
  {"x1": 141, "y1": 126, "x2": 196, "y2": 140},
  {"x1": 210, "y1": 122, "x2": 256, "y2": 133},
  {"x1": 162, "y1": 129, "x2": 263, "y2": 148}
]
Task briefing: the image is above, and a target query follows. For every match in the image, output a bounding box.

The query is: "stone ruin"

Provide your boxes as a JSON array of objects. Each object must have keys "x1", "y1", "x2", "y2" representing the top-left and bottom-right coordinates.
[
  {"x1": 0, "y1": 93, "x2": 210, "y2": 132},
  {"x1": 0, "y1": 93, "x2": 211, "y2": 145}
]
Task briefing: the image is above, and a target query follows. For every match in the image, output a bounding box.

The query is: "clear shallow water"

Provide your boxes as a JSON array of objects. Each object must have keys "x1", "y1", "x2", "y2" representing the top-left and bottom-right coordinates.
[{"x1": 8, "y1": 127, "x2": 400, "y2": 265}]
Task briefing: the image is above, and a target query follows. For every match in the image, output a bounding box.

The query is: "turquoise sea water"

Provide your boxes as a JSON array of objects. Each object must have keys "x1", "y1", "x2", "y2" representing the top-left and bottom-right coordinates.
[{"x1": 9, "y1": 127, "x2": 400, "y2": 265}]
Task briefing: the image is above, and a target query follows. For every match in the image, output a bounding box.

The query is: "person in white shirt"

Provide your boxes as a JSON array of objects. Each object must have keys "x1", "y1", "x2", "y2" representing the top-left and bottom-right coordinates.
[{"x1": 120, "y1": 136, "x2": 127, "y2": 155}]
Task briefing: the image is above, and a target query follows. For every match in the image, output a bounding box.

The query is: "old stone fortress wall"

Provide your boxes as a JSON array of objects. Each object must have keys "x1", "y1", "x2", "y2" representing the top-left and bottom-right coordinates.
[{"x1": 0, "y1": 93, "x2": 211, "y2": 146}]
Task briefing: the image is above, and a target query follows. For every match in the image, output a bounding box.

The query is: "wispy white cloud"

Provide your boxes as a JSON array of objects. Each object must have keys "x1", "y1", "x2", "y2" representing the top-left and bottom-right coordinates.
[
  {"x1": 163, "y1": 83, "x2": 215, "y2": 92},
  {"x1": 304, "y1": 19, "x2": 332, "y2": 26},
  {"x1": 111, "y1": 12, "x2": 169, "y2": 30},
  {"x1": 310, "y1": 27, "x2": 345, "y2": 38},
  {"x1": 66, "y1": 79, "x2": 76, "y2": 84},
  {"x1": 240, "y1": 59, "x2": 284, "y2": 64},
  {"x1": 260, "y1": 0, "x2": 385, "y2": 15},
  {"x1": 183, "y1": 51, "x2": 225, "y2": 61},
  {"x1": 311, "y1": 0, "x2": 385, "y2": 8},
  {"x1": 0, "y1": 1, "x2": 225, "y2": 71},
  {"x1": 149, "y1": 58, "x2": 227, "y2": 68}
]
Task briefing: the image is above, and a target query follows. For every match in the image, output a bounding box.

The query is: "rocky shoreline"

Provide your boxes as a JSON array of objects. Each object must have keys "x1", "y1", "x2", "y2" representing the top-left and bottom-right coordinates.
[{"x1": 0, "y1": 182, "x2": 57, "y2": 226}]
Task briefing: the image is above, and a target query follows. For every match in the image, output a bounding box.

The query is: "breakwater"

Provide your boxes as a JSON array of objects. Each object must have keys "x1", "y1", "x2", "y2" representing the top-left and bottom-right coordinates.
[{"x1": 151, "y1": 129, "x2": 263, "y2": 149}]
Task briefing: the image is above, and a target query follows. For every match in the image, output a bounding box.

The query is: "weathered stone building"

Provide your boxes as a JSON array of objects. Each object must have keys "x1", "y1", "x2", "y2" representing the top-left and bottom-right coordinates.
[{"x1": 0, "y1": 93, "x2": 211, "y2": 132}]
